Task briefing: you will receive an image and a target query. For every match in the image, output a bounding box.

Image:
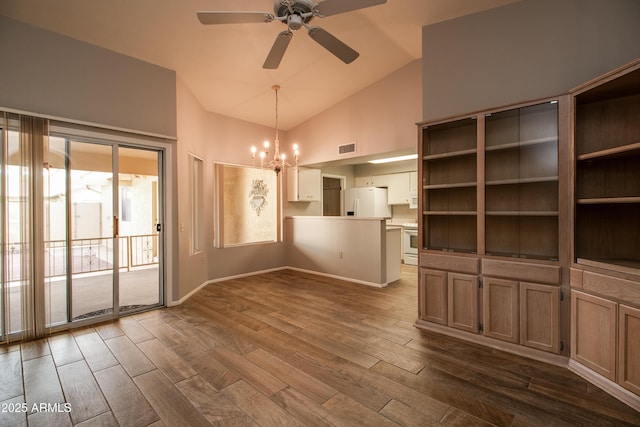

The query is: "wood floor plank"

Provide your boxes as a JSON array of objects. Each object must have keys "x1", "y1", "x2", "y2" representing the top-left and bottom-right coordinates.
[
  {"x1": 220, "y1": 380, "x2": 305, "y2": 427},
  {"x1": 271, "y1": 387, "x2": 336, "y2": 427},
  {"x1": 27, "y1": 408, "x2": 73, "y2": 427},
  {"x1": 322, "y1": 392, "x2": 399, "y2": 427},
  {"x1": 210, "y1": 346, "x2": 287, "y2": 396},
  {"x1": 57, "y1": 360, "x2": 109, "y2": 424},
  {"x1": 23, "y1": 355, "x2": 65, "y2": 411},
  {"x1": 104, "y1": 335, "x2": 155, "y2": 377},
  {"x1": 245, "y1": 348, "x2": 338, "y2": 405},
  {"x1": 20, "y1": 339, "x2": 50, "y2": 361},
  {"x1": 0, "y1": 395, "x2": 27, "y2": 427},
  {"x1": 137, "y1": 339, "x2": 197, "y2": 383},
  {"x1": 74, "y1": 411, "x2": 119, "y2": 427},
  {"x1": 94, "y1": 365, "x2": 159, "y2": 427},
  {"x1": 114, "y1": 317, "x2": 154, "y2": 344},
  {"x1": 173, "y1": 346, "x2": 239, "y2": 391},
  {"x1": 0, "y1": 350, "x2": 23, "y2": 402},
  {"x1": 133, "y1": 369, "x2": 211, "y2": 427},
  {"x1": 175, "y1": 375, "x2": 255, "y2": 426},
  {"x1": 74, "y1": 331, "x2": 118, "y2": 372},
  {"x1": 379, "y1": 399, "x2": 442, "y2": 427},
  {"x1": 48, "y1": 333, "x2": 84, "y2": 367}
]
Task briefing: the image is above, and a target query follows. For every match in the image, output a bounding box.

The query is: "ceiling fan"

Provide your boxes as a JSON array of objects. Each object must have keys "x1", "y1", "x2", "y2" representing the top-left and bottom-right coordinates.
[{"x1": 197, "y1": 0, "x2": 387, "y2": 69}]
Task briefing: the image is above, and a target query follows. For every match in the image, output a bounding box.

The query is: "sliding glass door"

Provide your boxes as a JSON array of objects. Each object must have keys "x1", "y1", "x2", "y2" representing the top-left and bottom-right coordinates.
[{"x1": 1, "y1": 114, "x2": 164, "y2": 341}]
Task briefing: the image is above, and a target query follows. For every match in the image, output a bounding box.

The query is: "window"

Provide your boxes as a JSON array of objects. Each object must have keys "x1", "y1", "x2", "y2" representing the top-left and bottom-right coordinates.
[
  {"x1": 189, "y1": 154, "x2": 203, "y2": 253},
  {"x1": 215, "y1": 164, "x2": 278, "y2": 247}
]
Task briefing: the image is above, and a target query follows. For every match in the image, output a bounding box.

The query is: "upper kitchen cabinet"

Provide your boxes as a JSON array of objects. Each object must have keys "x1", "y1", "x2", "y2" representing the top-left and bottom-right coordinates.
[
  {"x1": 287, "y1": 166, "x2": 321, "y2": 202},
  {"x1": 387, "y1": 172, "x2": 411, "y2": 205}
]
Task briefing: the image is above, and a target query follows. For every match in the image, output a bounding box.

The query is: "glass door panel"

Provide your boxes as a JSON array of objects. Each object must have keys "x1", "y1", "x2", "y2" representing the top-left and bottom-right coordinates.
[
  {"x1": 117, "y1": 147, "x2": 161, "y2": 312},
  {"x1": 44, "y1": 136, "x2": 69, "y2": 326},
  {"x1": 5, "y1": 129, "x2": 28, "y2": 335},
  {"x1": 69, "y1": 141, "x2": 114, "y2": 320}
]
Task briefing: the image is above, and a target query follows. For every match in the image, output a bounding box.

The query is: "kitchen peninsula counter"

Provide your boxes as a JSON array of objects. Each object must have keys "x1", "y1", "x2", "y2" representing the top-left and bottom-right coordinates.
[{"x1": 285, "y1": 216, "x2": 401, "y2": 287}]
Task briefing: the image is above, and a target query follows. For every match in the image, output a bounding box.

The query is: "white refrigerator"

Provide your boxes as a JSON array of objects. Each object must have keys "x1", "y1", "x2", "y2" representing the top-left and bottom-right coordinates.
[{"x1": 345, "y1": 187, "x2": 391, "y2": 218}]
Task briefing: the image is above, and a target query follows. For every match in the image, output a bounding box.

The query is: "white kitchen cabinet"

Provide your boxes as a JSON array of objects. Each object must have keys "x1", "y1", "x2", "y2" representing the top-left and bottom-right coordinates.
[
  {"x1": 355, "y1": 175, "x2": 388, "y2": 188},
  {"x1": 409, "y1": 171, "x2": 418, "y2": 192},
  {"x1": 387, "y1": 173, "x2": 411, "y2": 205},
  {"x1": 287, "y1": 166, "x2": 321, "y2": 202}
]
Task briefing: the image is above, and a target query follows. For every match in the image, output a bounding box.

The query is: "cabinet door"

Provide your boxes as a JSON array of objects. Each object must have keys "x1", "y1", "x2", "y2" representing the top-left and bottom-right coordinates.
[
  {"x1": 619, "y1": 304, "x2": 640, "y2": 395},
  {"x1": 387, "y1": 173, "x2": 410, "y2": 205},
  {"x1": 298, "y1": 168, "x2": 321, "y2": 201},
  {"x1": 355, "y1": 176, "x2": 372, "y2": 187},
  {"x1": 483, "y1": 277, "x2": 519, "y2": 343},
  {"x1": 448, "y1": 273, "x2": 479, "y2": 333},
  {"x1": 419, "y1": 268, "x2": 447, "y2": 325},
  {"x1": 571, "y1": 291, "x2": 617, "y2": 381},
  {"x1": 409, "y1": 171, "x2": 418, "y2": 192},
  {"x1": 520, "y1": 282, "x2": 560, "y2": 353}
]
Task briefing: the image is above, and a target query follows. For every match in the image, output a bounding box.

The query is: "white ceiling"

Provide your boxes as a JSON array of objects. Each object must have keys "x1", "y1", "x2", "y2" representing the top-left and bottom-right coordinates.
[{"x1": 0, "y1": 0, "x2": 517, "y2": 130}]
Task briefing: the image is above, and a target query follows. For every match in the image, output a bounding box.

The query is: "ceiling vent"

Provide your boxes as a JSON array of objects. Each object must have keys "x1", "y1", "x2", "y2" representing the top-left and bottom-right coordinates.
[{"x1": 338, "y1": 141, "x2": 357, "y2": 156}]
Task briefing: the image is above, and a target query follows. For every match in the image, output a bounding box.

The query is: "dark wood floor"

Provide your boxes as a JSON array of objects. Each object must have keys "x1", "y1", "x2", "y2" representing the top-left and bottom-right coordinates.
[{"x1": 1, "y1": 266, "x2": 640, "y2": 426}]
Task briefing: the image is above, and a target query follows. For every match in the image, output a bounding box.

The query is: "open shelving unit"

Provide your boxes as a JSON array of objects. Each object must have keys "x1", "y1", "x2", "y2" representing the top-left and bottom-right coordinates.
[
  {"x1": 574, "y1": 65, "x2": 640, "y2": 272},
  {"x1": 421, "y1": 117, "x2": 477, "y2": 254}
]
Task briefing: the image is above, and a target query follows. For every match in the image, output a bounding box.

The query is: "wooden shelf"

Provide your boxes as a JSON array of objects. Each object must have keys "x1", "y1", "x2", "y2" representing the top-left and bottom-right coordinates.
[
  {"x1": 485, "y1": 136, "x2": 557, "y2": 152},
  {"x1": 423, "y1": 148, "x2": 477, "y2": 160},
  {"x1": 424, "y1": 211, "x2": 477, "y2": 216},
  {"x1": 486, "y1": 176, "x2": 558, "y2": 186},
  {"x1": 576, "y1": 197, "x2": 640, "y2": 205},
  {"x1": 424, "y1": 181, "x2": 476, "y2": 190},
  {"x1": 486, "y1": 211, "x2": 558, "y2": 216},
  {"x1": 577, "y1": 140, "x2": 640, "y2": 161}
]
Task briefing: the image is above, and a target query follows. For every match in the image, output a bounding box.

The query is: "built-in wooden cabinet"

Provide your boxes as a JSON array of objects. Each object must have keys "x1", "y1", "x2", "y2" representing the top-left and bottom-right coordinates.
[
  {"x1": 573, "y1": 61, "x2": 640, "y2": 272},
  {"x1": 416, "y1": 98, "x2": 566, "y2": 357},
  {"x1": 416, "y1": 59, "x2": 640, "y2": 409},
  {"x1": 569, "y1": 59, "x2": 640, "y2": 406}
]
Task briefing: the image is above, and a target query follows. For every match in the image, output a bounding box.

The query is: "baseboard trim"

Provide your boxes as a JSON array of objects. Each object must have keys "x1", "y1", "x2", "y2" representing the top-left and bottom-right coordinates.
[
  {"x1": 568, "y1": 359, "x2": 640, "y2": 413},
  {"x1": 285, "y1": 266, "x2": 387, "y2": 288}
]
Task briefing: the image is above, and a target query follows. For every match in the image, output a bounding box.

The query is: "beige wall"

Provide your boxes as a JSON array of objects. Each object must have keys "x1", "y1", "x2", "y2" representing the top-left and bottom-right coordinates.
[
  {"x1": 0, "y1": 16, "x2": 176, "y2": 137},
  {"x1": 422, "y1": 0, "x2": 640, "y2": 122},
  {"x1": 175, "y1": 77, "x2": 287, "y2": 300},
  {"x1": 288, "y1": 60, "x2": 422, "y2": 166}
]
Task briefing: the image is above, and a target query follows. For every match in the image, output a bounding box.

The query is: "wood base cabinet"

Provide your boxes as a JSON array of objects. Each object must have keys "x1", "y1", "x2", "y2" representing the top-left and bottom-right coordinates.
[
  {"x1": 571, "y1": 291, "x2": 617, "y2": 381},
  {"x1": 483, "y1": 278, "x2": 560, "y2": 352},
  {"x1": 418, "y1": 268, "x2": 479, "y2": 333},
  {"x1": 619, "y1": 304, "x2": 640, "y2": 395}
]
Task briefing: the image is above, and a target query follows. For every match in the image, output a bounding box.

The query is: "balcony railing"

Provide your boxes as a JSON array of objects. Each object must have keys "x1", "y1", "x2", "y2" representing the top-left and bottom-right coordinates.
[{"x1": 4, "y1": 234, "x2": 159, "y2": 281}]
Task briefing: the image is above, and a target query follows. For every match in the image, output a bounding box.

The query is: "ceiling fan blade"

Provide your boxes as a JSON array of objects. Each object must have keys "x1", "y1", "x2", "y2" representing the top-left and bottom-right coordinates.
[
  {"x1": 316, "y1": 0, "x2": 386, "y2": 17},
  {"x1": 307, "y1": 26, "x2": 359, "y2": 64},
  {"x1": 263, "y1": 31, "x2": 293, "y2": 69},
  {"x1": 197, "y1": 11, "x2": 274, "y2": 25}
]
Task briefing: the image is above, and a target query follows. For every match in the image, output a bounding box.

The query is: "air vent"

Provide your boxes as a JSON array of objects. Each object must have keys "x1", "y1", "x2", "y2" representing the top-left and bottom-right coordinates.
[{"x1": 338, "y1": 142, "x2": 356, "y2": 155}]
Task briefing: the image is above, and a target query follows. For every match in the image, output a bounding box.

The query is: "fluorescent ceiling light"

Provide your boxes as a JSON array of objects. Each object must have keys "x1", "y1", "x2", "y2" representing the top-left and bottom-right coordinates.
[{"x1": 368, "y1": 154, "x2": 418, "y2": 164}]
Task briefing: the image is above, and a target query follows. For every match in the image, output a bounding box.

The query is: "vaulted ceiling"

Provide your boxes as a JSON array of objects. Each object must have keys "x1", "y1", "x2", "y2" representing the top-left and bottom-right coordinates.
[{"x1": 0, "y1": 0, "x2": 518, "y2": 129}]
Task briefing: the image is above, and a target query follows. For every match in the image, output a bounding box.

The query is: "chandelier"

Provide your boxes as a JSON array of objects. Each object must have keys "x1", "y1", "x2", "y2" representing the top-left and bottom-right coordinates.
[{"x1": 251, "y1": 85, "x2": 299, "y2": 174}]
